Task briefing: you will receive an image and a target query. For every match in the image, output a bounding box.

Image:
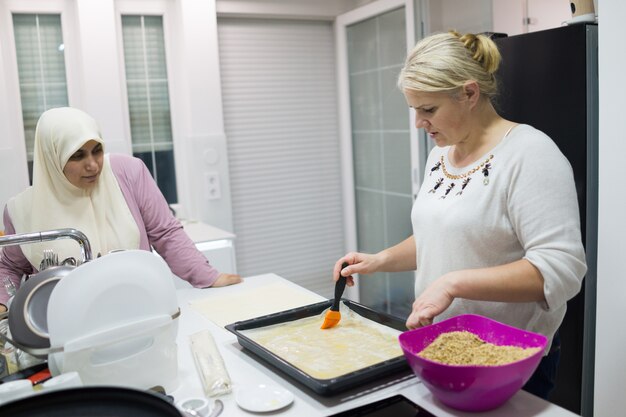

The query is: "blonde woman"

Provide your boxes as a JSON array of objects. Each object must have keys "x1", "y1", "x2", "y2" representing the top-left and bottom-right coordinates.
[
  {"x1": 333, "y1": 31, "x2": 586, "y2": 399},
  {"x1": 0, "y1": 107, "x2": 241, "y2": 312}
]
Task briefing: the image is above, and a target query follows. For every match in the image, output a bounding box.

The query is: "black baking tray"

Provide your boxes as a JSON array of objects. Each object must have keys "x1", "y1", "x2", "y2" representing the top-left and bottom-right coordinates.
[{"x1": 225, "y1": 299, "x2": 409, "y2": 396}]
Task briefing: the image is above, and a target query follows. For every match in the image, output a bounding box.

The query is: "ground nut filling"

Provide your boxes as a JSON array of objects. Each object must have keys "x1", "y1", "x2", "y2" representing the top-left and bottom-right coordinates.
[{"x1": 418, "y1": 331, "x2": 541, "y2": 366}]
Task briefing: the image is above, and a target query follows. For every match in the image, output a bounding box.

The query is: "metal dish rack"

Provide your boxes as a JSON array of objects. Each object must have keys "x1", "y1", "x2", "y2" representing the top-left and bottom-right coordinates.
[{"x1": 0, "y1": 229, "x2": 92, "y2": 358}]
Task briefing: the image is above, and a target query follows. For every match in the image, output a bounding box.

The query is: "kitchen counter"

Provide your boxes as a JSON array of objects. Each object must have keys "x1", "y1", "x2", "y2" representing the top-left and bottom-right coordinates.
[{"x1": 172, "y1": 274, "x2": 577, "y2": 417}]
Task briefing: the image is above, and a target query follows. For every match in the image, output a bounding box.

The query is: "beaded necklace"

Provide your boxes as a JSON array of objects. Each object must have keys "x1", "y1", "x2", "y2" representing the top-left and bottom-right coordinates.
[
  {"x1": 427, "y1": 125, "x2": 515, "y2": 196},
  {"x1": 440, "y1": 153, "x2": 494, "y2": 184}
]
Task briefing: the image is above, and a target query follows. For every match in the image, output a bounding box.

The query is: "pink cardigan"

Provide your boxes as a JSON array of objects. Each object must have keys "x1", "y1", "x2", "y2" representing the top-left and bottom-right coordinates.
[{"x1": 0, "y1": 154, "x2": 219, "y2": 305}]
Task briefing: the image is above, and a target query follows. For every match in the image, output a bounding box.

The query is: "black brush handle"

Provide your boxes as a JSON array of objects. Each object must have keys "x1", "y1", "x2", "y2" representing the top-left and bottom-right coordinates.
[{"x1": 331, "y1": 263, "x2": 349, "y2": 311}]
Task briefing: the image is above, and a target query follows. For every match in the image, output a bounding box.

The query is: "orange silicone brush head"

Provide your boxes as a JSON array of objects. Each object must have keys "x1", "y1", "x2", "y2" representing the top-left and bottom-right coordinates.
[
  {"x1": 320, "y1": 310, "x2": 341, "y2": 329},
  {"x1": 320, "y1": 263, "x2": 348, "y2": 330}
]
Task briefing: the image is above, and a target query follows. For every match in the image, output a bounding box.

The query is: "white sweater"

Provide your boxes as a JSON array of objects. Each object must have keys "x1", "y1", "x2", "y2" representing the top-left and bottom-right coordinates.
[{"x1": 412, "y1": 124, "x2": 587, "y2": 344}]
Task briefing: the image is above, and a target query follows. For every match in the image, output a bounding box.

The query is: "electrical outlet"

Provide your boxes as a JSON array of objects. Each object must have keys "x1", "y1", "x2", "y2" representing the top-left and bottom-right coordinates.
[{"x1": 205, "y1": 171, "x2": 221, "y2": 200}]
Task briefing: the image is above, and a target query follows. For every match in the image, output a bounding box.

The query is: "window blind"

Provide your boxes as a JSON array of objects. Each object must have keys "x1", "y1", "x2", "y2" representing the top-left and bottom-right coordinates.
[
  {"x1": 217, "y1": 18, "x2": 343, "y2": 298},
  {"x1": 121, "y1": 15, "x2": 178, "y2": 203},
  {"x1": 13, "y1": 13, "x2": 68, "y2": 173}
]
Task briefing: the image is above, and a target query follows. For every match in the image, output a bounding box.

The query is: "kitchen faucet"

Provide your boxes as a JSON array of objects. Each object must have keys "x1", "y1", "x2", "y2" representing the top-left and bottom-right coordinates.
[{"x1": 0, "y1": 228, "x2": 93, "y2": 265}]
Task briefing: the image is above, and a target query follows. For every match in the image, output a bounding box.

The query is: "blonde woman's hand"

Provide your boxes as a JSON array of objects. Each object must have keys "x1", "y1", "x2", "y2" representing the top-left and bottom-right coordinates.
[
  {"x1": 212, "y1": 273, "x2": 243, "y2": 287},
  {"x1": 406, "y1": 274, "x2": 455, "y2": 329},
  {"x1": 333, "y1": 252, "x2": 382, "y2": 287}
]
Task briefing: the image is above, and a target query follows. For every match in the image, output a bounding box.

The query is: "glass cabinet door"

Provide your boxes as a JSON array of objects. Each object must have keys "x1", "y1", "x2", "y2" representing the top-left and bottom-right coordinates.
[
  {"x1": 339, "y1": 0, "x2": 494, "y2": 319},
  {"x1": 346, "y1": 7, "x2": 415, "y2": 318}
]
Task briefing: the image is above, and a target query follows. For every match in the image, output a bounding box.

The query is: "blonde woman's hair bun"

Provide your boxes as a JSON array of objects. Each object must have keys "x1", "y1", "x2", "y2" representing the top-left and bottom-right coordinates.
[
  {"x1": 397, "y1": 31, "x2": 501, "y2": 101},
  {"x1": 450, "y1": 30, "x2": 501, "y2": 75}
]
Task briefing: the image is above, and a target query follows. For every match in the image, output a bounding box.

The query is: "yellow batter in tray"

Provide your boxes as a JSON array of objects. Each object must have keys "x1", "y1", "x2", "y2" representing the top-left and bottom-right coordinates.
[{"x1": 240, "y1": 303, "x2": 403, "y2": 380}]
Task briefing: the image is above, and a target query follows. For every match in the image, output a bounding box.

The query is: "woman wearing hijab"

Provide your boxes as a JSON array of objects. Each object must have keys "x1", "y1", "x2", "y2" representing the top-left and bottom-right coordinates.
[{"x1": 0, "y1": 107, "x2": 241, "y2": 311}]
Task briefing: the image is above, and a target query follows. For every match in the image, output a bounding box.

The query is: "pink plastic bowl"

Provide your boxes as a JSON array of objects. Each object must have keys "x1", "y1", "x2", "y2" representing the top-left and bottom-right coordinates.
[{"x1": 398, "y1": 314, "x2": 547, "y2": 412}]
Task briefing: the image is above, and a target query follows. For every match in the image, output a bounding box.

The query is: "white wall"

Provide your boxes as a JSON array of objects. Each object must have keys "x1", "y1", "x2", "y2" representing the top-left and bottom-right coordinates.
[
  {"x1": 594, "y1": 0, "x2": 626, "y2": 414},
  {"x1": 438, "y1": 0, "x2": 492, "y2": 33},
  {"x1": 169, "y1": 0, "x2": 234, "y2": 230},
  {"x1": 215, "y1": 0, "x2": 375, "y2": 20},
  {"x1": 493, "y1": 0, "x2": 573, "y2": 36},
  {"x1": 75, "y1": 0, "x2": 129, "y2": 155}
]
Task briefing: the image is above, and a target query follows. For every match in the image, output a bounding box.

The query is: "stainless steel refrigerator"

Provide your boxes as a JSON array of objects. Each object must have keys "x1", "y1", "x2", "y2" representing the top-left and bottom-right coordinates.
[{"x1": 494, "y1": 23, "x2": 598, "y2": 416}]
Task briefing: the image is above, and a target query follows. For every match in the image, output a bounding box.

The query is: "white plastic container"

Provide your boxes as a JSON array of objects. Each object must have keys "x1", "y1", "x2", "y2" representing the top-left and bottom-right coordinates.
[{"x1": 46, "y1": 250, "x2": 180, "y2": 392}]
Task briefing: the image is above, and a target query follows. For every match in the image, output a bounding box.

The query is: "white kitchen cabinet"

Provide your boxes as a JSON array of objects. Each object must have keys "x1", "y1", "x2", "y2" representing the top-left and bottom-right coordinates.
[
  {"x1": 183, "y1": 220, "x2": 236, "y2": 272},
  {"x1": 171, "y1": 220, "x2": 237, "y2": 289}
]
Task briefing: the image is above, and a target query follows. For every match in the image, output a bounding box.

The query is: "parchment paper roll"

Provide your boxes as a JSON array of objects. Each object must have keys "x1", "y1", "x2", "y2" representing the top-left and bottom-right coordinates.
[{"x1": 189, "y1": 330, "x2": 232, "y2": 397}]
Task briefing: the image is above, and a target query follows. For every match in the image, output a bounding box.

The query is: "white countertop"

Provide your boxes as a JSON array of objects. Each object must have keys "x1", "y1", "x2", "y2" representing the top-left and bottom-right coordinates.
[{"x1": 171, "y1": 273, "x2": 578, "y2": 417}]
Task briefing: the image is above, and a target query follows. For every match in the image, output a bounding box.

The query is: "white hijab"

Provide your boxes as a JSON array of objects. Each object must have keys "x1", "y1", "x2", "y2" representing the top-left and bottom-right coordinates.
[{"x1": 7, "y1": 107, "x2": 140, "y2": 268}]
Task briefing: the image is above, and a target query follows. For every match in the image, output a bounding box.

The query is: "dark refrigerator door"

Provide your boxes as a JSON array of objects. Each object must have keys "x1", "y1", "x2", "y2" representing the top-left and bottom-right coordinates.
[
  {"x1": 496, "y1": 24, "x2": 589, "y2": 225},
  {"x1": 495, "y1": 24, "x2": 595, "y2": 415}
]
